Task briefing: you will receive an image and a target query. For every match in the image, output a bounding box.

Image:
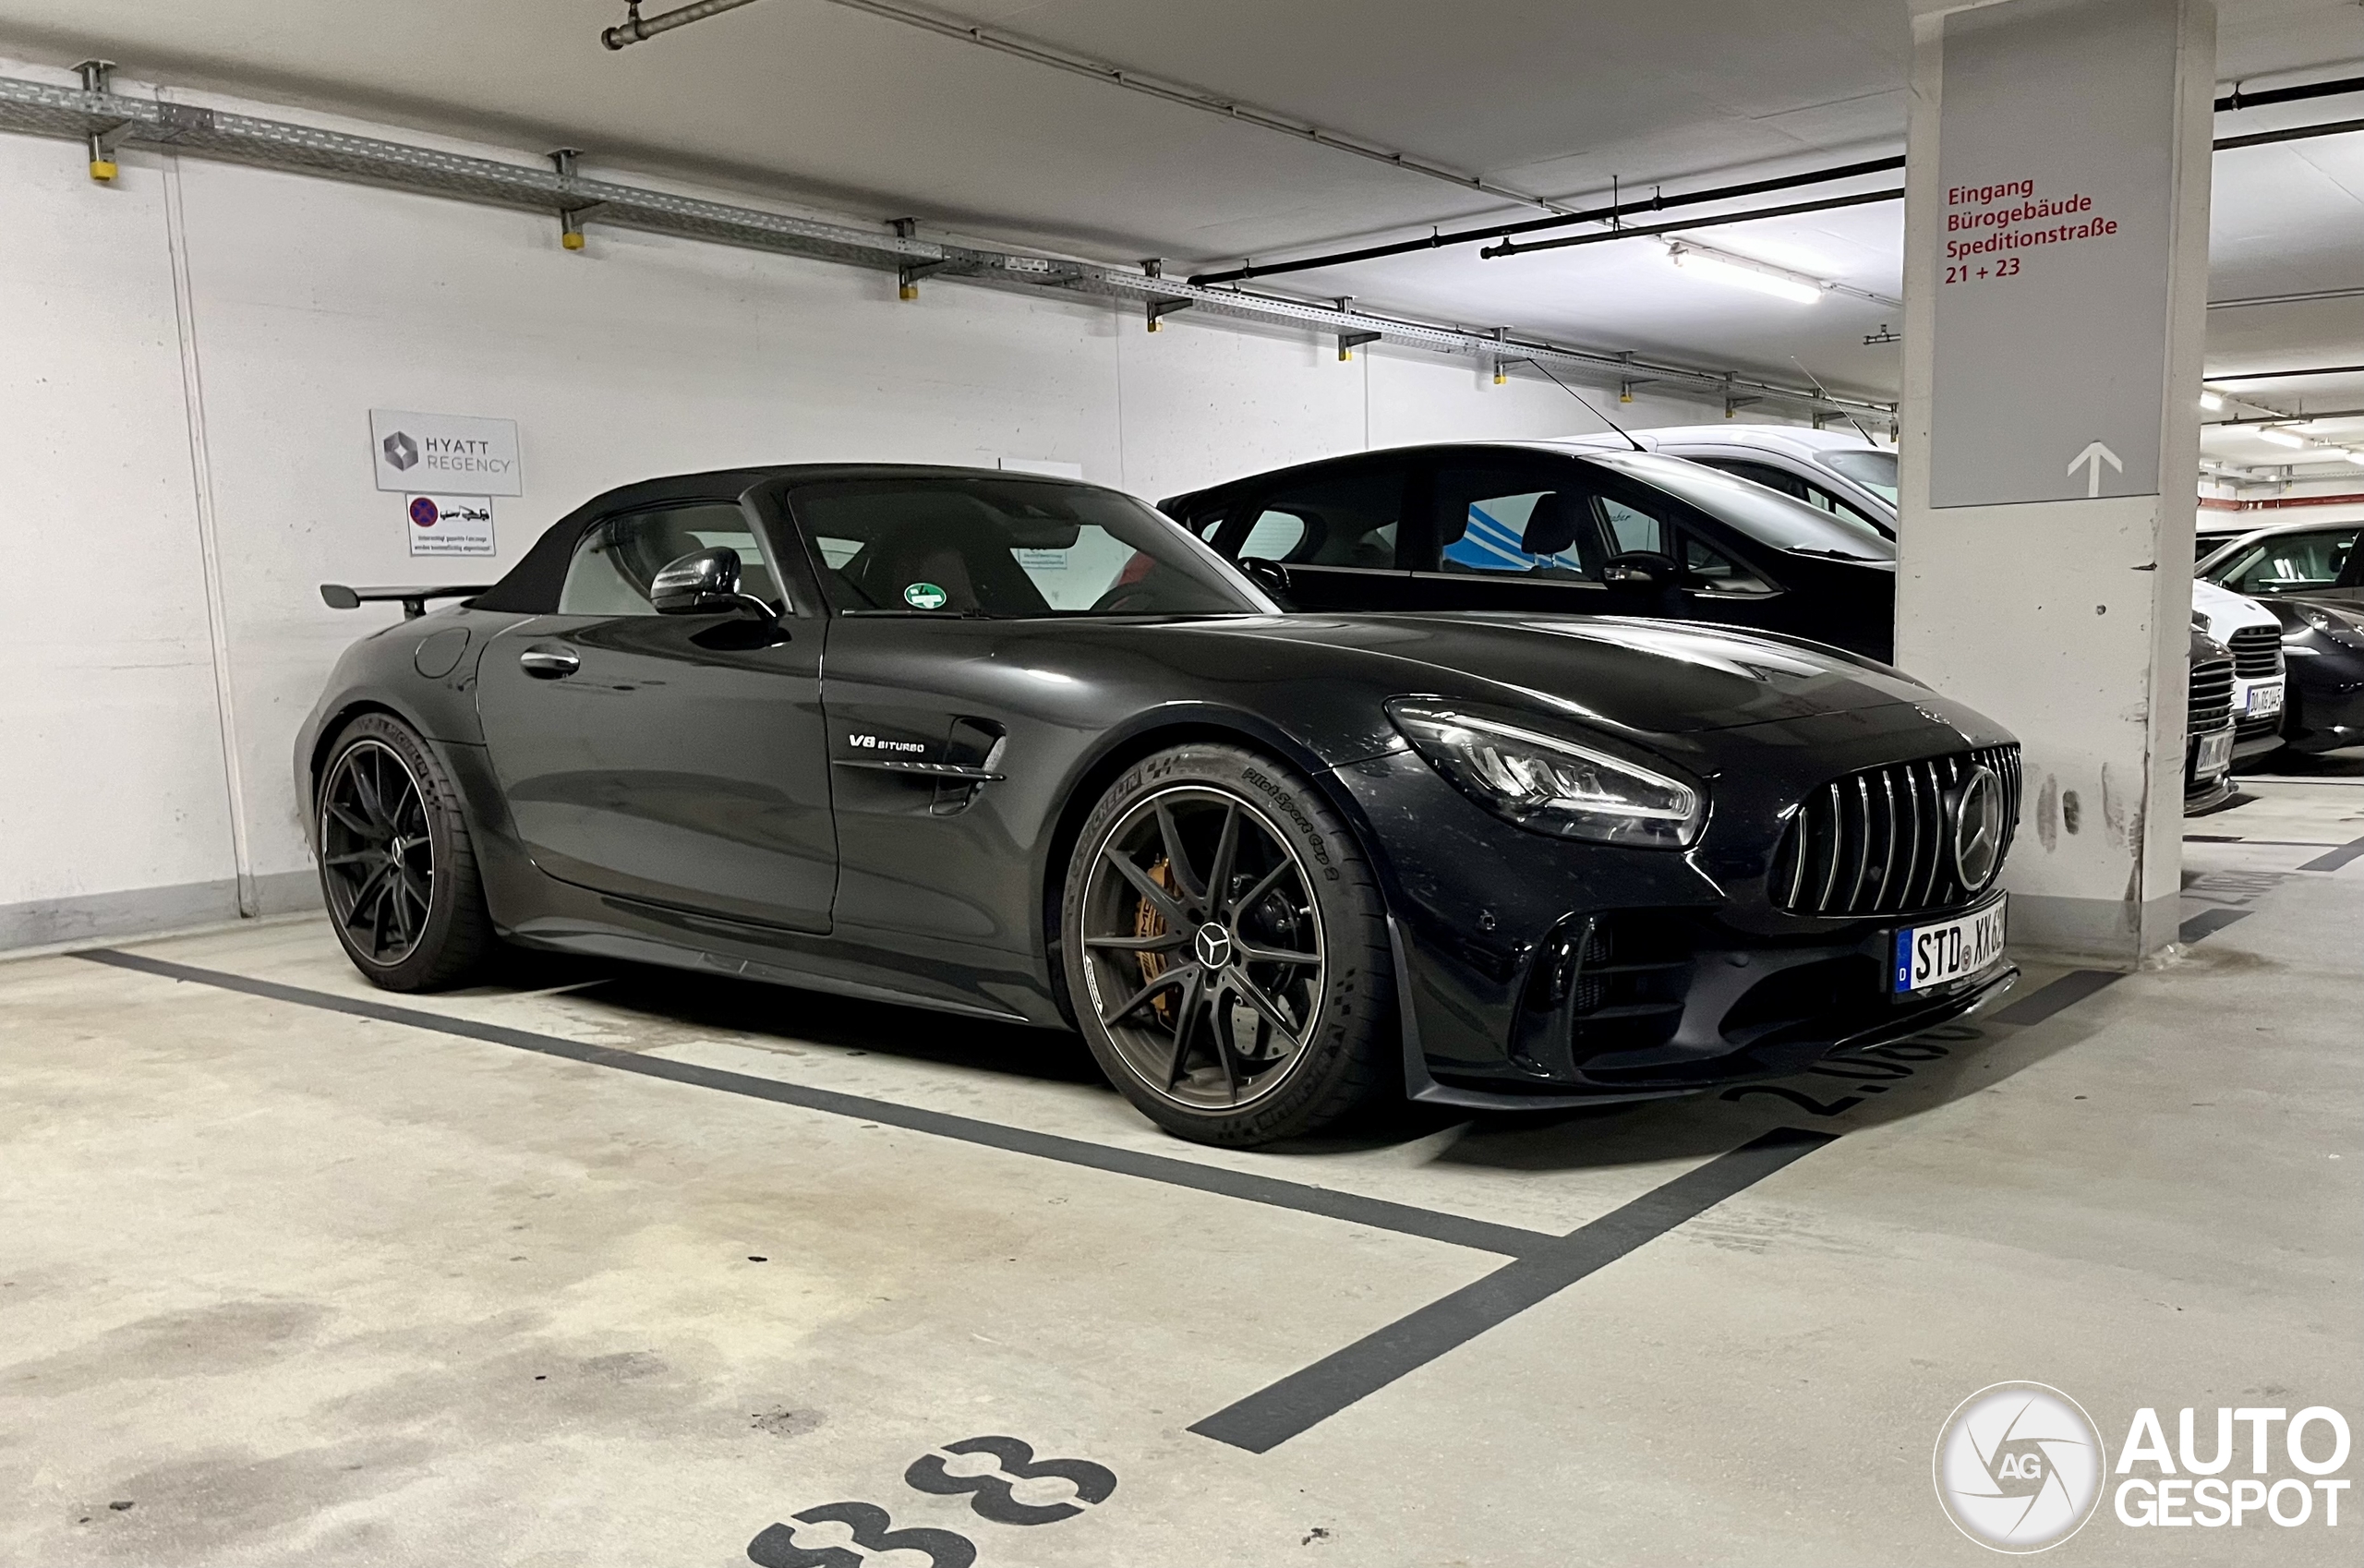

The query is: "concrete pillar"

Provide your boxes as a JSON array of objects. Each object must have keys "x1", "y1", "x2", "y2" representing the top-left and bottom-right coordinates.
[{"x1": 1897, "y1": 0, "x2": 2216, "y2": 966}]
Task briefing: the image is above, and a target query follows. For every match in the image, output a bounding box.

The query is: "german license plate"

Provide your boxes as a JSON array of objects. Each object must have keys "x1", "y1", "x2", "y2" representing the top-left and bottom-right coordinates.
[
  {"x1": 2195, "y1": 727, "x2": 2236, "y2": 778},
  {"x1": 1893, "y1": 897, "x2": 2007, "y2": 995},
  {"x1": 2246, "y1": 681, "x2": 2284, "y2": 718}
]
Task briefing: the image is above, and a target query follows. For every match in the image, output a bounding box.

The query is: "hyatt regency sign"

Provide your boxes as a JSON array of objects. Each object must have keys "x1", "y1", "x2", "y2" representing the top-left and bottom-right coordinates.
[
  {"x1": 1929, "y1": 0, "x2": 2179, "y2": 508},
  {"x1": 369, "y1": 408, "x2": 524, "y2": 496}
]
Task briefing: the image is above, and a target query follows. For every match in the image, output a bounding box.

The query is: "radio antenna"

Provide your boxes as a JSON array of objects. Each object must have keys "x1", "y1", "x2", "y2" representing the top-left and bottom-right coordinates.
[
  {"x1": 1791, "y1": 356, "x2": 1876, "y2": 445},
  {"x1": 1517, "y1": 357, "x2": 1644, "y2": 452}
]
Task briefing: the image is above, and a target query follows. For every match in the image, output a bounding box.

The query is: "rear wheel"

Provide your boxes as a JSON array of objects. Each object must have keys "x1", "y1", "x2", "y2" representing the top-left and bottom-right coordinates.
[
  {"x1": 1061, "y1": 743, "x2": 1393, "y2": 1146},
  {"x1": 316, "y1": 713, "x2": 493, "y2": 991}
]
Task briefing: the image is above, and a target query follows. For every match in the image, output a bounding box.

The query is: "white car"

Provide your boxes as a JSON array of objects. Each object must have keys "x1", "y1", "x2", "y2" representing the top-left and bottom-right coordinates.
[{"x1": 1563, "y1": 424, "x2": 2287, "y2": 762}]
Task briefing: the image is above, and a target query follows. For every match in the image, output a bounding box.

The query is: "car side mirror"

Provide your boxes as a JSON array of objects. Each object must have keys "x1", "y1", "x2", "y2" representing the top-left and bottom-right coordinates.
[
  {"x1": 651, "y1": 547, "x2": 778, "y2": 621},
  {"x1": 1602, "y1": 550, "x2": 1680, "y2": 589},
  {"x1": 1238, "y1": 556, "x2": 1295, "y2": 607}
]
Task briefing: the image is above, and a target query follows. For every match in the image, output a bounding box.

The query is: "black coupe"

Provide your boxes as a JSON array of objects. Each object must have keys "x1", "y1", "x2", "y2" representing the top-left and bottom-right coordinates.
[{"x1": 301, "y1": 465, "x2": 2020, "y2": 1146}]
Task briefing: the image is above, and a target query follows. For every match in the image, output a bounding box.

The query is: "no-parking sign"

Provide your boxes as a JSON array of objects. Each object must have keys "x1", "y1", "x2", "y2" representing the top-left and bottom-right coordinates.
[{"x1": 406, "y1": 493, "x2": 496, "y2": 557}]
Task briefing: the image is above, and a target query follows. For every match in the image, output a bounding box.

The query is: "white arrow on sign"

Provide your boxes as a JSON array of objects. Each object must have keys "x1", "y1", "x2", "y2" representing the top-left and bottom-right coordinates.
[{"x1": 2067, "y1": 440, "x2": 2124, "y2": 498}]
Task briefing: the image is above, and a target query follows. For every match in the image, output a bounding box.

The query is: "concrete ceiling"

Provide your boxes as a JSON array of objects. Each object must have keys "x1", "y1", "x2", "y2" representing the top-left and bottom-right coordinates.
[{"x1": 1, "y1": 0, "x2": 2359, "y2": 428}]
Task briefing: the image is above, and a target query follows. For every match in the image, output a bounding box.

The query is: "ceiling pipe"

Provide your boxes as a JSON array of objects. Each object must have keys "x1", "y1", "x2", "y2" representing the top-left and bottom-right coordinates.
[
  {"x1": 2209, "y1": 284, "x2": 2364, "y2": 310},
  {"x1": 1191, "y1": 156, "x2": 1907, "y2": 286},
  {"x1": 1341, "y1": 112, "x2": 2364, "y2": 276},
  {"x1": 2211, "y1": 490, "x2": 2364, "y2": 510},
  {"x1": 587, "y1": 6, "x2": 2363, "y2": 294},
  {"x1": 2207, "y1": 407, "x2": 2364, "y2": 428},
  {"x1": 2204, "y1": 364, "x2": 2364, "y2": 384},
  {"x1": 2214, "y1": 115, "x2": 2364, "y2": 152},
  {"x1": 1192, "y1": 75, "x2": 2364, "y2": 287},
  {"x1": 603, "y1": 0, "x2": 765, "y2": 51},
  {"x1": 2214, "y1": 72, "x2": 2364, "y2": 112},
  {"x1": 1479, "y1": 187, "x2": 1903, "y2": 259}
]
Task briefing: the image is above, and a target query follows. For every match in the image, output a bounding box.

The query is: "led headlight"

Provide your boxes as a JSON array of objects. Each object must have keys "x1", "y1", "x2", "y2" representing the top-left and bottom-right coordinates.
[
  {"x1": 1387, "y1": 700, "x2": 1707, "y2": 848},
  {"x1": 2295, "y1": 602, "x2": 2364, "y2": 643}
]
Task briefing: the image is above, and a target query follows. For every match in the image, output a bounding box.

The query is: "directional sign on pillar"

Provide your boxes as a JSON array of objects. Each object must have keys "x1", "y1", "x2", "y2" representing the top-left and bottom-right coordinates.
[
  {"x1": 1927, "y1": 0, "x2": 2183, "y2": 508},
  {"x1": 2067, "y1": 440, "x2": 2124, "y2": 497}
]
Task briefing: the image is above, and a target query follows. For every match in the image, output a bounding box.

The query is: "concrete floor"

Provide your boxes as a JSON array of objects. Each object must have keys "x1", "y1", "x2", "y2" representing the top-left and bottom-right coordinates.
[{"x1": 4, "y1": 767, "x2": 2358, "y2": 1566}]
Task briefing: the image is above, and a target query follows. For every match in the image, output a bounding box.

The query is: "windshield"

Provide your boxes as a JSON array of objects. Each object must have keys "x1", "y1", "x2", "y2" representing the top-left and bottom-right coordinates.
[
  {"x1": 1815, "y1": 448, "x2": 1899, "y2": 505},
  {"x1": 1579, "y1": 451, "x2": 1894, "y2": 561},
  {"x1": 792, "y1": 476, "x2": 1274, "y2": 617},
  {"x1": 2201, "y1": 526, "x2": 2358, "y2": 597}
]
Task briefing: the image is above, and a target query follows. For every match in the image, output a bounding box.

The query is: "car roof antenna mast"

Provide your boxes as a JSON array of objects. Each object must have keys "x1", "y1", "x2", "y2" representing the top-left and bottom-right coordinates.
[
  {"x1": 1519, "y1": 356, "x2": 1645, "y2": 451},
  {"x1": 1791, "y1": 356, "x2": 1877, "y2": 445}
]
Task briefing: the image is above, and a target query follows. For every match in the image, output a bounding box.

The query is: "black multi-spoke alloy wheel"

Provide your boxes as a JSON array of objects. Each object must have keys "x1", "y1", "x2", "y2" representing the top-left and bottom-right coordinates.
[
  {"x1": 1062, "y1": 743, "x2": 1393, "y2": 1146},
  {"x1": 316, "y1": 713, "x2": 493, "y2": 991}
]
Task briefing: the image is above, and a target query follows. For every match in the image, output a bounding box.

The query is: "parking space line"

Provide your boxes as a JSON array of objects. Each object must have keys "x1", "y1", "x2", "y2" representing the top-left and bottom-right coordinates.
[
  {"x1": 2298, "y1": 833, "x2": 2364, "y2": 873},
  {"x1": 1188, "y1": 1128, "x2": 1836, "y2": 1453},
  {"x1": 1987, "y1": 968, "x2": 2119, "y2": 1026},
  {"x1": 75, "y1": 948, "x2": 1555, "y2": 1259},
  {"x1": 2177, "y1": 907, "x2": 2252, "y2": 943},
  {"x1": 69, "y1": 950, "x2": 2132, "y2": 1460}
]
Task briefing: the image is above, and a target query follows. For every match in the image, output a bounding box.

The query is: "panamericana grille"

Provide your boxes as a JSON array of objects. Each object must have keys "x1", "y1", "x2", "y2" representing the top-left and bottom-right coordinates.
[
  {"x1": 1768, "y1": 746, "x2": 2020, "y2": 918},
  {"x1": 2228, "y1": 625, "x2": 2283, "y2": 681},
  {"x1": 2189, "y1": 657, "x2": 2235, "y2": 734}
]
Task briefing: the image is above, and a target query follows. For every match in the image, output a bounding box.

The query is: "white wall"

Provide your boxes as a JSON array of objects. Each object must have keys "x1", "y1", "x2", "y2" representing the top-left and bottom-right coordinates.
[
  {"x1": 0, "y1": 65, "x2": 1731, "y2": 950},
  {"x1": 0, "y1": 126, "x2": 246, "y2": 946}
]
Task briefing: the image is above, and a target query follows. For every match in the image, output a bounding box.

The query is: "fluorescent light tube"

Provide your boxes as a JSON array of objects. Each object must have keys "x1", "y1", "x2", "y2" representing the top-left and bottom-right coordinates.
[{"x1": 1666, "y1": 247, "x2": 1822, "y2": 305}]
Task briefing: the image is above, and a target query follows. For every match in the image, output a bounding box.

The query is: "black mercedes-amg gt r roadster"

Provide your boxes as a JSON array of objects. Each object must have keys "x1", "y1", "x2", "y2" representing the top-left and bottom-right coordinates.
[{"x1": 301, "y1": 464, "x2": 2020, "y2": 1146}]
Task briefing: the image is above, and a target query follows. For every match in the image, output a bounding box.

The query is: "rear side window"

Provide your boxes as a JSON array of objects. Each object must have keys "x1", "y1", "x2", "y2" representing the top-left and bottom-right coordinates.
[
  {"x1": 1432, "y1": 464, "x2": 1602, "y2": 580},
  {"x1": 1237, "y1": 510, "x2": 1310, "y2": 561},
  {"x1": 1425, "y1": 463, "x2": 1770, "y2": 595},
  {"x1": 1231, "y1": 465, "x2": 1405, "y2": 568},
  {"x1": 557, "y1": 502, "x2": 779, "y2": 615}
]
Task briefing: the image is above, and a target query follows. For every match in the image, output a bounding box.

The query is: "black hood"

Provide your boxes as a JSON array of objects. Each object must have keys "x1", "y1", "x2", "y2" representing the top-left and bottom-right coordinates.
[{"x1": 1182, "y1": 613, "x2": 1960, "y2": 738}]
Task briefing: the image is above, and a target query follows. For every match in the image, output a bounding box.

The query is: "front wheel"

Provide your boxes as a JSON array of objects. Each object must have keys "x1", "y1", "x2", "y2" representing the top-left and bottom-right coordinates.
[
  {"x1": 1060, "y1": 743, "x2": 1394, "y2": 1146},
  {"x1": 316, "y1": 712, "x2": 494, "y2": 991}
]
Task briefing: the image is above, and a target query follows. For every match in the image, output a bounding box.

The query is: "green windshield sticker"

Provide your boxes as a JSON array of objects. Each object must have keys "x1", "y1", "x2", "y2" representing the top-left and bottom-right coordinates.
[{"x1": 903, "y1": 582, "x2": 949, "y2": 610}]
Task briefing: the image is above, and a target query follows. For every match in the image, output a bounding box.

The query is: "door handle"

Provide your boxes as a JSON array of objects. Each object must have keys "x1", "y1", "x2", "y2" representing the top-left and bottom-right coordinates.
[{"x1": 518, "y1": 645, "x2": 580, "y2": 679}]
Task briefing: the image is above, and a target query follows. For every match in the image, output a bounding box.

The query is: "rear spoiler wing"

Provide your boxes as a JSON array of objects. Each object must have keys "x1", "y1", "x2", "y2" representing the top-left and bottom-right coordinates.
[{"x1": 320, "y1": 584, "x2": 493, "y2": 620}]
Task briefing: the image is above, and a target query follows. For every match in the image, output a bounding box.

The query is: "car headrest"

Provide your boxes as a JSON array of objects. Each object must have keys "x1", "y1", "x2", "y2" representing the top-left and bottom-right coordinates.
[{"x1": 1520, "y1": 491, "x2": 1586, "y2": 558}]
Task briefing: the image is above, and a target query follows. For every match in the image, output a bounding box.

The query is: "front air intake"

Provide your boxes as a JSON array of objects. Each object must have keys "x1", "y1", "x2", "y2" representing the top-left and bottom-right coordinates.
[{"x1": 1768, "y1": 746, "x2": 2021, "y2": 918}]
